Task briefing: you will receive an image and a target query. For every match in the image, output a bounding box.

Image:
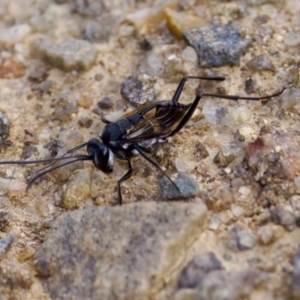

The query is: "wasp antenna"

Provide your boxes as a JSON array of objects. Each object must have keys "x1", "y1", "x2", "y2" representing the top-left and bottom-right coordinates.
[
  {"x1": 26, "y1": 155, "x2": 92, "y2": 190},
  {"x1": 0, "y1": 155, "x2": 91, "y2": 166}
]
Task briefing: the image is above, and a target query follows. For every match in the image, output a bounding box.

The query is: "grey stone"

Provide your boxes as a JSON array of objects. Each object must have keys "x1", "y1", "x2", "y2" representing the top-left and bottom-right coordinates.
[
  {"x1": 27, "y1": 59, "x2": 47, "y2": 82},
  {"x1": 33, "y1": 37, "x2": 98, "y2": 71},
  {"x1": 159, "y1": 172, "x2": 200, "y2": 200},
  {"x1": 280, "y1": 88, "x2": 300, "y2": 110},
  {"x1": 292, "y1": 246, "x2": 300, "y2": 299},
  {"x1": 74, "y1": 0, "x2": 107, "y2": 16},
  {"x1": 35, "y1": 202, "x2": 208, "y2": 300},
  {"x1": 83, "y1": 18, "x2": 117, "y2": 42},
  {"x1": 0, "y1": 234, "x2": 13, "y2": 260},
  {"x1": 78, "y1": 117, "x2": 93, "y2": 128},
  {"x1": 246, "y1": 53, "x2": 275, "y2": 72},
  {"x1": 244, "y1": 77, "x2": 256, "y2": 94},
  {"x1": 227, "y1": 226, "x2": 255, "y2": 251},
  {"x1": 214, "y1": 144, "x2": 243, "y2": 167},
  {"x1": 97, "y1": 96, "x2": 113, "y2": 109},
  {"x1": 52, "y1": 91, "x2": 78, "y2": 121},
  {"x1": 178, "y1": 252, "x2": 223, "y2": 288},
  {"x1": 195, "y1": 268, "x2": 261, "y2": 300},
  {"x1": 120, "y1": 73, "x2": 158, "y2": 105},
  {"x1": 184, "y1": 24, "x2": 252, "y2": 67},
  {"x1": 0, "y1": 112, "x2": 10, "y2": 141},
  {"x1": 271, "y1": 205, "x2": 296, "y2": 231}
]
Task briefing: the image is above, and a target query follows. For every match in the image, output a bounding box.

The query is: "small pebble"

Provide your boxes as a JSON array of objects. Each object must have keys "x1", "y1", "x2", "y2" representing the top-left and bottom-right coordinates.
[
  {"x1": 238, "y1": 186, "x2": 252, "y2": 198},
  {"x1": 181, "y1": 46, "x2": 198, "y2": 62},
  {"x1": 58, "y1": 129, "x2": 83, "y2": 146},
  {"x1": 0, "y1": 234, "x2": 13, "y2": 258},
  {"x1": 36, "y1": 202, "x2": 51, "y2": 217},
  {"x1": 244, "y1": 77, "x2": 256, "y2": 94},
  {"x1": 120, "y1": 74, "x2": 158, "y2": 105},
  {"x1": 271, "y1": 205, "x2": 296, "y2": 231},
  {"x1": 290, "y1": 195, "x2": 300, "y2": 211},
  {"x1": 0, "y1": 112, "x2": 11, "y2": 141},
  {"x1": 77, "y1": 96, "x2": 93, "y2": 109},
  {"x1": 231, "y1": 178, "x2": 245, "y2": 188},
  {"x1": 292, "y1": 246, "x2": 300, "y2": 298},
  {"x1": 0, "y1": 24, "x2": 31, "y2": 47},
  {"x1": 287, "y1": 0, "x2": 300, "y2": 14},
  {"x1": 78, "y1": 117, "x2": 93, "y2": 128},
  {"x1": 258, "y1": 224, "x2": 276, "y2": 245},
  {"x1": 0, "y1": 211, "x2": 10, "y2": 231},
  {"x1": 246, "y1": 54, "x2": 275, "y2": 72},
  {"x1": 18, "y1": 245, "x2": 36, "y2": 262},
  {"x1": 175, "y1": 157, "x2": 194, "y2": 173},
  {"x1": 224, "y1": 105, "x2": 252, "y2": 129},
  {"x1": 53, "y1": 92, "x2": 78, "y2": 121},
  {"x1": 24, "y1": 128, "x2": 39, "y2": 145},
  {"x1": 280, "y1": 88, "x2": 300, "y2": 109},
  {"x1": 98, "y1": 97, "x2": 113, "y2": 109},
  {"x1": 202, "y1": 101, "x2": 227, "y2": 124},
  {"x1": 63, "y1": 169, "x2": 91, "y2": 209},
  {"x1": 231, "y1": 205, "x2": 244, "y2": 218},
  {"x1": 214, "y1": 144, "x2": 243, "y2": 167},
  {"x1": 27, "y1": 60, "x2": 47, "y2": 82},
  {"x1": 159, "y1": 172, "x2": 199, "y2": 200},
  {"x1": 7, "y1": 180, "x2": 27, "y2": 201},
  {"x1": 208, "y1": 215, "x2": 221, "y2": 231},
  {"x1": 227, "y1": 226, "x2": 255, "y2": 251},
  {"x1": 283, "y1": 33, "x2": 300, "y2": 47},
  {"x1": 34, "y1": 258, "x2": 56, "y2": 278},
  {"x1": 21, "y1": 145, "x2": 37, "y2": 159},
  {"x1": 178, "y1": 252, "x2": 223, "y2": 288}
]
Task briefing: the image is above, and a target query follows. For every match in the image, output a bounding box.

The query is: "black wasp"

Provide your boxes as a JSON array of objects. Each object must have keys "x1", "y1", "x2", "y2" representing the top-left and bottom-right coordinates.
[{"x1": 0, "y1": 76, "x2": 284, "y2": 204}]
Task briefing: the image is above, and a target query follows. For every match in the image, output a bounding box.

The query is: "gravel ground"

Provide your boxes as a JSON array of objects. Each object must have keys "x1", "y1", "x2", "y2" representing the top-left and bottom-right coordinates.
[{"x1": 0, "y1": 0, "x2": 299, "y2": 299}]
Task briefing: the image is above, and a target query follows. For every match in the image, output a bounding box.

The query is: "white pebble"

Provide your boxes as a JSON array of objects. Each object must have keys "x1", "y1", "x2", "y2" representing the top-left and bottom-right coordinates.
[
  {"x1": 0, "y1": 24, "x2": 31, "y2": 47},
  {"x1": 224, "y1": 105, "x2": 252, "y2": 129},
  {"x1": 182, "y1": 46, "x2": 198, "y2": 62},
  {"x1": 238, "y1": 186, "x2": 251, "y2": 196},
  {"x1": 283, "y1": 33, "x2": 300, "y2": 47},
  {"x1": 175, "y1": 157, "x2": 194, "y2": 172},
  {"x1": 231, "y1": 205, "x2": 245, "y2": 218}
]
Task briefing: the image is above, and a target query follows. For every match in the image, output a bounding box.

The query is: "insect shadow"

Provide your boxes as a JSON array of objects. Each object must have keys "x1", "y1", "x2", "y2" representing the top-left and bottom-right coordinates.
[{"x1": 0, "y1": 76, "x2": 284, "y2": 205}]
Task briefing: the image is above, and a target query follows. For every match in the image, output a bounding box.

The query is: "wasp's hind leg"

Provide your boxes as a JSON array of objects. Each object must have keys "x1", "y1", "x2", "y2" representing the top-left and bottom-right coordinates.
[
  {"x1": 117, "y1": 159, "x2": 133, "y2": 205},
  {"x1": 171, "y1": 75, "x2": 225, "y2": 104},
  {"x1": 133, "y1": 145, "x2": 180, "y2": 194}
]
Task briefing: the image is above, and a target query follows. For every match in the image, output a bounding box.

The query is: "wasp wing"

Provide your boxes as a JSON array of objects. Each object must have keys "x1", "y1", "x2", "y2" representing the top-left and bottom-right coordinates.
[{"x1": 123, "y1": 101, "x2": 191, "y2": 142}]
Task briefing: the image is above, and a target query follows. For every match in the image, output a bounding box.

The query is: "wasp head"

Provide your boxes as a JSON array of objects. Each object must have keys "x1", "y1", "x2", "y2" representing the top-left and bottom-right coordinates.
[{"x1": 87, "y1": 139, "x2": 114, "y2": 173}]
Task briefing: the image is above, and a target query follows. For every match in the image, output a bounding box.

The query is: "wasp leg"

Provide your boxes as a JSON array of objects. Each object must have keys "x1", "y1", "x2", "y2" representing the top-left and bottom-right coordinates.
[
  {"x1": 133, "y1": 145, "x2": 180, "y2": 193},
  {"x1": 171, "y1": 76, "x2": 225, "y2": 104},
  {"x1": 169, "y1": 87, "x2": 285, "y2": 137},
  {"x1": 201, "y1": 88, "x2": 285, "y2": 104},
  {"x1": 170, "y1": 94, "x2": 202, "y2": 137},
  {"x1": 117, "y1": 159, "x2": 133, "y2": 205}
]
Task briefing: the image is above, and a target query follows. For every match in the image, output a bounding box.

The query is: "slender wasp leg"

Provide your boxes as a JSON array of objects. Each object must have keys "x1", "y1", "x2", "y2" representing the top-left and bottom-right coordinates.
[
  {"x1": 133, "y1": 145, "x2": 180, "y2": 193},
  {"x1": 170, "y1": 94, "x2": 202, "y2": 137},
  {"x1": 117, "y1": 159, "x2": 133, "y2": 205},
  {"x1": 202, "y1": 88, "x2": 285, "y2": 103},
  {"x1": 171, "y1": 76, "x2": 225, "y2": 104},
  {"x1": 170, "y1": 88, "x2": 285, "y2": 137}
]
